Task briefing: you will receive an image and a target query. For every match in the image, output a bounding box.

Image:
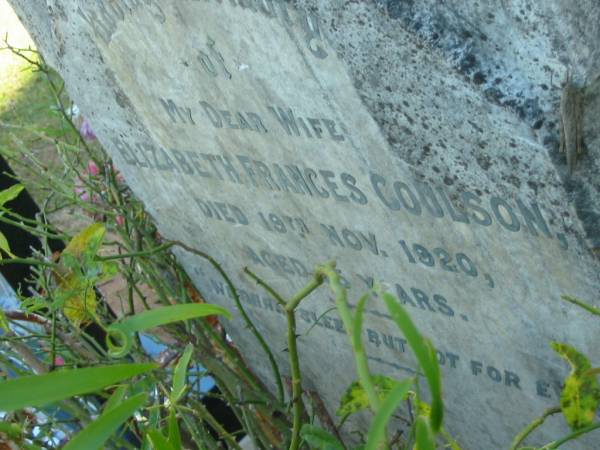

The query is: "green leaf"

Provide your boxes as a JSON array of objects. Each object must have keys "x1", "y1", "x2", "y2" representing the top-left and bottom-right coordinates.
[
  {"x1": 0, "y1": 184, "x2": 24, "y2": 207},
  {"x1": 383, "y1": 293, "x2": 443, "y2": 432},
  {"x1": 114, "y1": 303, "x2": 231, "y2": 333},
  {"x1": 441, "y1": 428, "x2": 462, "y2": 450},
  {"x1": 414, "y1": 416, "x2": 435, "y2": 450},
  {"x1": 167, "y1": 408, "x2": 182, "y2": 449},
  {"x1": 104, "y1": 385, "x2": 128, "y2": 412},
  {"x1": 62, "y1": 392, "x2": 147, "y2": 450},
  {"x1": 63, "y1": 223, "x2": 106, "y2": 259},
  {"x1": 337, "y1": 375, "x2": 401, "y2": 417},
  {"x1": 171, "y1": 343, "x2": 193, "y2": 404},
  {"x1": 147, "y1": 430, "x2": 176, "y2": 450},
  {"x1": 0, "y1": 309, "x2": 10, "y2": 333},
  {"x1": 0, "y1": 230, "x2": 15, "y2": 259},
  {"x1": 365, "y1": 379, "x2": 413, "y2": 450},
  {"x1": 107, "y1": 303, "x2": 231, "y2": 357},
  {"x1": 299, "y1": 424, "x2": 344, "y2": 450},
  {"x1": 353, "y1": 293, "x2": 370, "y2": 350},
  {"x1": 551, "y1": 342, "x2": 600, "y2": 430},
  {"x1": 0, "y1": 363, "x2": 156, "y2": 412}
]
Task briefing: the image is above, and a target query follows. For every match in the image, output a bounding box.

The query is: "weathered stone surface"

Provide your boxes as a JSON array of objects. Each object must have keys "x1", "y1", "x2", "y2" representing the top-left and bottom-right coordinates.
[{"x1": 8, "y1": 1, "x2": 599, "y2": 448}]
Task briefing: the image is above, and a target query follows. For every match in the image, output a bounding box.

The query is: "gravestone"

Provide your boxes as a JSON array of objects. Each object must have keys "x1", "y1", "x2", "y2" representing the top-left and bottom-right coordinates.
[{"x1": 8, "y1": 1, "x2": 600, "y2": 448}]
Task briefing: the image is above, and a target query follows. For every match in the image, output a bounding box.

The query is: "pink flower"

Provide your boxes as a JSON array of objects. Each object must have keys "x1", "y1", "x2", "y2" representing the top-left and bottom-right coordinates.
[
  {"x1": 74, "y1": 186, "x2": 90, "y2": 202},
  {"x1": 115, "y1": 215, "x2": 125, "y2": 227},
  {"x1": 87, "y1": 160, "x2": 100, "y2": 176},
  {"x1": 80, "y1": 118, "x2": 97, "y2": 141},
  {"x1": 54, "y1": 356, "x2": 65, "y2": 366}
]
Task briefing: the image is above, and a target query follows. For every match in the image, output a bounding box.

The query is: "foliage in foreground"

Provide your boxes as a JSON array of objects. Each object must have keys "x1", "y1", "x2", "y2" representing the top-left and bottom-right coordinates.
[{"x1": 0, "y1": 43, "x2": 598, "y2": 450}]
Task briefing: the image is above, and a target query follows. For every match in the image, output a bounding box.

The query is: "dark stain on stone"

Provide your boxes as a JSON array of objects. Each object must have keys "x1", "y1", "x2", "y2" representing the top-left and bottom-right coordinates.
[
  {"x1": 476, "y1": 154, "x2": 491, "y2": 170},
  {"x1": 532, "y1": 118, "x2": 544, "y2": 130},
  {"x1": 473, "y1": 71, "x2": 486, "y2": 85},
  {"x1": 460, "y1": 54, "x2": 477, "y2": 72},
  {"x1": 467, "y1": 120, "x2": 483, "y2": 133}
]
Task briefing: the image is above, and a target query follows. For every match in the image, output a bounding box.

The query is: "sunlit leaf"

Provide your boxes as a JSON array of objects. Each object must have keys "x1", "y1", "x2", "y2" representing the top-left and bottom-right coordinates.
[
  {"x1": 58, "y1": 275, "x2": 97, "y2": 326},
  {"x1": 414, "y1": 416, "x2": 435, "y2": 450},
  {"x1": 54, "y1": 223, "x2": 113, "y2": 326},
  {"x1": 337, "y1": 375, "x2": 401, "y2": 417},
  {"x1": 63, "y1": 223, "x2": 106, "y2": 259},
  {"x1": 0, "y1": 230, "x2": 15, "y2": 259},
  {"x1": 551, "y1": 342, "x2": 600, "y2": 430},
  {"x1": 300, "y1": 424, "x2": 344, "y2": 450},
  {"x1": 384, "y1": 293, "x2": 443, "y2": 431},
  {"x1": 0, "y1": 363, "x2": 155, "y2": 412},
  {"x1": 171, "y1": 343, "x2": 193, "y2": 404},
  {"x1": 0, "y1": 184, "x2": 24, "y2": 207},
  {"x1": 365, "y1": 379, "x2": 413, "y2": 450},
  {"x1": 63, "y1": 393, "x2": 147, "y2": 450}
]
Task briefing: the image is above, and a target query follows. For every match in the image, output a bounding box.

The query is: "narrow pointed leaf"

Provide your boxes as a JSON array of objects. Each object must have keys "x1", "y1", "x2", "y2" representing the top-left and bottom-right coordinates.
[
  {"x1": 107, "y1": 304, "x2": 230, "y2": 357},
  {"x1": 384, "y1": 293, "x2": 443, "y2": 431},
  {"x1": 171, "y1": 343, "x2": 193, "y2": 404},
  {"x1": 63, "y1": 393, "x2": 147, "y2": 450},
  {"x1": 104, "y1": 385, "x2": 128, "y2": 412},
  {"x1": 365, "y1": 378, "x2": 413, "y2": 450},
  {"x1": 112, "y1": 303, "x2": 231, "y2": 334},
  {"x1": 0, "y1": 363, "x2": 155, "y2": 412}
]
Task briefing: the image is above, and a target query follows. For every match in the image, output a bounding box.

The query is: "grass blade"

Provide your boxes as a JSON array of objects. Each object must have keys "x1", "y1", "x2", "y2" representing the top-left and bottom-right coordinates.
[
  {"x1": 383, "y1": 293, "x2": 443, "y2": 431},
  {"x1": 365, "y1": 378, "x2": 413, "y2": 450},
  {"x1": 0, "y1": 363, "x2": 155, "y2": 412},
  {"x1": 62, "y1": 392, "x2": 147, "y2": 450}
]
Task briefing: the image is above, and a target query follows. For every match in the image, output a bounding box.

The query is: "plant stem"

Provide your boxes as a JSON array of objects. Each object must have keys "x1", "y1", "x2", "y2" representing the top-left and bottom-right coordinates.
[
  {"x1": 172, "y1": 240, "x2": 284, "y2": 405},
  {"x1": 316, "y1": 262, "x2": 381, "y2": 412},
  {"x1": 287, "y1": 309, "x2": 303, "y2": 450},
  {"x1": 246, "y1": 269, "x2": 325, "y2": 450},
  {"x1": 509, "y1": 406, "x2": 561, "y2": 450},
  {"x1": 543, "y1": 421, "x2": 600, "y2": 449},
  {"x1": 561, "y1": 295, "x2": 600, "y2": 317}
]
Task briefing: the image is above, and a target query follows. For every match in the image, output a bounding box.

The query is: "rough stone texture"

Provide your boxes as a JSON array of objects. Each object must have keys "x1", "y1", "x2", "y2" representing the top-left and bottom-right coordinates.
[{"x1": 7, "y1": 1, "x2": 599, "y2": 448}]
